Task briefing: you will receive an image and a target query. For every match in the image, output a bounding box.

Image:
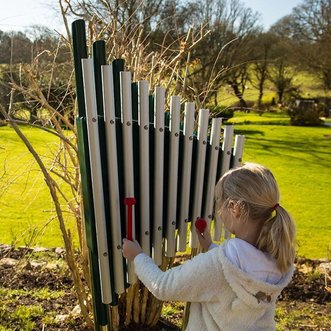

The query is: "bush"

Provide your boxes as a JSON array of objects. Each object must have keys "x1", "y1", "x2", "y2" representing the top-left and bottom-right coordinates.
[
  {"x1": 287, "y1": 100, "x2": 323, "y2": 126},
  {"x1": 210, "y1": 105, "x2": 234, "y2": 120}
]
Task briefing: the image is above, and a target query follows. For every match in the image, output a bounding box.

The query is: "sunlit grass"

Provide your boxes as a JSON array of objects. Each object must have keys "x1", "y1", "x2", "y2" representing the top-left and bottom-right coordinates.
[
  {"x1": 0, "y1": 288, "x2": 66, "y2": 301},
  {"x1": 0, "y1": 304, "x2": 43, "y2": 331},
  {"x1": 0, "y1": 125, "x2": 77, "y2": 248},
  {"x1": 228, "y1": 111, "x2": 290, "y2": 125},
  {"x1": 161, "y1": 301, "x2": 185, "y2": 328},
  {"x1": 275, "y1": 302, "x2": 331, "y2": 330}
]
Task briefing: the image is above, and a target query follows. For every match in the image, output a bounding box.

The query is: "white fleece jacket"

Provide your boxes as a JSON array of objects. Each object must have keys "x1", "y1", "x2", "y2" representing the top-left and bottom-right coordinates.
[{"x1": 134, "y1": 242, "x2": 294, "y2": 331}]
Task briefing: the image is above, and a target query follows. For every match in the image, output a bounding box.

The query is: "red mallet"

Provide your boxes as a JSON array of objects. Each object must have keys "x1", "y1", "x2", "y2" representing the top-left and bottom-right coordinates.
[
  {"x1": 195, "y1": 218, "x2": 207, "y2": 237},
  {"x1": 124, "y1": 197, "x2": 136, "y2": 241}
]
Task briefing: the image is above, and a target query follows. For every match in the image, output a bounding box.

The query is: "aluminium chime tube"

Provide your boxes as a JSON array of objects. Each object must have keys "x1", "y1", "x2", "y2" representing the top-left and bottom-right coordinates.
[
  {"x1": 138, "y1": 80, "x2": 151, "y2": 256},
  {"x1": 120, "y1": 71, "x2": 137, "y2": 284},
  {"x1": 190, "y1": 109, "x2": 210, "y2": 249},
  {"x1": 177, "y1": 103, "x2": 195, "y2": 252},
  {"x1": 152, "y1": 86, "x2": 166, "y2": 266},
  {"x1": 202, "y1": 118, "x2": 222, "y2": 226},
  {"x1": 165, "y1": 96, "x2": 181, "y2": 257},
  {"x1": 81, "y1": 58, "x2": 113, "y2": 304},
  {"x1": 213, "y1": 124, "x2": 234, "y2": 241},
  {"x1": 232, "y1": 135, "x2": 245, "y2": 168},
  {"x1": 101, "y1": 65, "x2": 125, "y2": 295}
]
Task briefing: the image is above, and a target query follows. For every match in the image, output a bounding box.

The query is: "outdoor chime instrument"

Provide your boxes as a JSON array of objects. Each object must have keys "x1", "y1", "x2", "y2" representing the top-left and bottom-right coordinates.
[{"x1": 72, "y1": 19, "x2": 244, "y2": 328}]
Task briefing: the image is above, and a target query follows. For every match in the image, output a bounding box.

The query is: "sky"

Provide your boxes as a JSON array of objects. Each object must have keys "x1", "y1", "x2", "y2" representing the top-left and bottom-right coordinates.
[
  {"x1": 0, "y1": 0, "x2": 63, "y2": 33},
  {"x1": 241, "y1": 0, "x2": 302, "y2": 28},
  {"x1": 0, "y1": 0, "x2": 303, "y2": 34}
]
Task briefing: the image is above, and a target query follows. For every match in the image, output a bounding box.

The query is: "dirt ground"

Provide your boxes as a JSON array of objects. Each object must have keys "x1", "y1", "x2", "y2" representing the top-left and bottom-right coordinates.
[{"x1": 0, "y1": 245, "x2": 330, "y2": 330}]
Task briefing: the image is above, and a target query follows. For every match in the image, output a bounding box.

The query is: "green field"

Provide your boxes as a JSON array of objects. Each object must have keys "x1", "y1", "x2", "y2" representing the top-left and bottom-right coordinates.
[
  {"x1": 1, "y1": 114, "x2": 331, "y2": 259},
  {"x1": 0, "y1": 125, "x2": 77, "y2": 248}
]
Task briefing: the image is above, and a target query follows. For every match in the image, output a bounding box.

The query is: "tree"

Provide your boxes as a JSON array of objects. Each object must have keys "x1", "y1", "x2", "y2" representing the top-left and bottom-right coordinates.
[
  {"x1": 0, "y1": 69, "x2": 32, "y2": 121},
  {"x1": 183, "y1": 0, "x2": 261, "y2": 108},
  {"x1": 0, "y1": 30, "x2": 32, "y2": 64},
  {"x1": 269, "y1": 59, "x2": 296, "y2": 104},
  {"x1": 250, "y1": 33, "x2": 275, "y2": 108},
  {"x1": 0, "y1": 25, "x2": 71, "y2": 123},
  {"x1": 270, "y1": 0, "x2": 331, "y2": 90}
]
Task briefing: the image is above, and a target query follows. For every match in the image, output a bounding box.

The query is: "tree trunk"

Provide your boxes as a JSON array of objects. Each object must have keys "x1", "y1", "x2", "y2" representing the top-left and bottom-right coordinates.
[
  {"x1": 231, "y1": 82, "x2": 247, "y2": 109},
  {"x1": 258, "y1": 78, "x2": 264, "y2": 109},
  {"x1": 278, "y1": 89, "x2": 284, "y2": 104},
  {"x1": 0, "y1": 105, "x2": 6, "y2": 120}
]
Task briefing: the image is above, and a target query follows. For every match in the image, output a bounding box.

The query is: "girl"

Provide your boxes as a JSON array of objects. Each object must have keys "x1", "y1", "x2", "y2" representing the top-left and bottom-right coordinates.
[{"x1": 122, "y1": 163, "x2": 296, "y2": 331}]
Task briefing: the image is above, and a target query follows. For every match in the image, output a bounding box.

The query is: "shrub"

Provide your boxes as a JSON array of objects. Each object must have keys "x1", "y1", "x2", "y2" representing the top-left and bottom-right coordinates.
[
  {"x1": 287, "y1": 100, "x2": 323, "y2": 126},
  {"x1": 210, "y1": 105, "x2": 234, "y2": 120}
]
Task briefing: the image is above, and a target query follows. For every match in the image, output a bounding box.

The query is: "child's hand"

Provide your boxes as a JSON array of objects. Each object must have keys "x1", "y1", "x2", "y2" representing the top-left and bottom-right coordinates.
[
  {"x1": 196, "y1": 225, "x2": 212, "y2": 251},
  {"x1": 122, "y1": 238, "x2": 143, "y2": 261}
]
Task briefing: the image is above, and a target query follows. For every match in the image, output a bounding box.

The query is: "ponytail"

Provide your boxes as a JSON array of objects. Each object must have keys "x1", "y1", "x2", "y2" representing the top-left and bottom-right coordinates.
[{"x1": 256, "y1": 205, "x2": 296, "y2": 273}]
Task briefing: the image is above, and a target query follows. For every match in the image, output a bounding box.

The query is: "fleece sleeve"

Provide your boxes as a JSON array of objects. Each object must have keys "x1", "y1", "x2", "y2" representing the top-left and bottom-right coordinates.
[{"x1": 133, "y1": 249, "x2": 222, "y2": 302}]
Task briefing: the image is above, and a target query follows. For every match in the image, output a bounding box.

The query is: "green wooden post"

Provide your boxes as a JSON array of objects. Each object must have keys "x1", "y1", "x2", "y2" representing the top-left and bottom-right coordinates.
[
  {"x1": 112, "y1": 59, "x2": 125, "y2": 118},
  {"x1": 131, "y1": 82, "x2": 141, "y2": 240},
  {"x1": 112, "y1": 59, "x2": 127, "y2": 254},
  {"x1": 72, "y1": 19, "x2": 109, "y2": 328}
]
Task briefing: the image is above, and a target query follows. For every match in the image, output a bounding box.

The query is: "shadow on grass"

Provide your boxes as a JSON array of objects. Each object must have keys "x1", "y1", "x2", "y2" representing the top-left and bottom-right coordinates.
[
  {"x1": 247, "y1": 136, "x2": 331, "y2": 167},
  {"x1": 230, "y1": 120, "x2": 290, "y2": 126},
  {"x1": 234, "y1": 129, "x2": 265, "y2": 136}
]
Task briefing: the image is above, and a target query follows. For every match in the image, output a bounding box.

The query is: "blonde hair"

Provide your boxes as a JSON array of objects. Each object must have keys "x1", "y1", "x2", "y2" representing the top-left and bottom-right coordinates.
[{"x1": 215, "y1": 162, "x2": 296, "y2": 273}]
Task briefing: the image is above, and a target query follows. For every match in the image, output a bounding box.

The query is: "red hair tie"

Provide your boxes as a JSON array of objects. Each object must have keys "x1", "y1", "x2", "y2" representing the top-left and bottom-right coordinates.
[{"x1": 272, "y1": 203, "x2": 279, "y2": 211}]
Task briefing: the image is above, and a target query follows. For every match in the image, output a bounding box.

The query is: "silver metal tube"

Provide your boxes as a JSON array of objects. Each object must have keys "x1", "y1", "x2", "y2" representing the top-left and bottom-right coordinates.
[
  {"x1": 152, "y1": 86, "x2": 165, "y2": 266},
  {"x1": 120, "y1": 71, "x2": 137, "y2": 283},
  {"x1": 232, "y1": 135, "x2": 245, "y2": 168},
  {"x1": 101, "y1": 65, "x2": 125, "y2": 295},
  {"x1": 138, "y1": 80, "x2": 151, "y2": 256},
  {"x1": 190, "y1": 109, "x2": 209, "y2": 248},
  {"x1": 165, "y1": 96, "x2": 181, "y2": 257},
  {"x1": 81, "y1": 58, "x2": 112, "y2": 304},
  {"x1": 202, "y1": 118, "x2": 222, "y2": 227},
  {"x1": 177, "y1": 102, "x2": 195, "y2": 252},
  {"x1": 213, "y1": 124, "x2": 234, "y2": 241}
]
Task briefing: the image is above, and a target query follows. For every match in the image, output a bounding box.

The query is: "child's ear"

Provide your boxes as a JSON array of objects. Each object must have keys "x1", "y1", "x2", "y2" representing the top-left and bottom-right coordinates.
[
  {"x1": 233, "y1": 203, "x2": 242, "y2": 218},
  {"x1": 228, "y1": 200, "x2": 241, "y2": 218}
]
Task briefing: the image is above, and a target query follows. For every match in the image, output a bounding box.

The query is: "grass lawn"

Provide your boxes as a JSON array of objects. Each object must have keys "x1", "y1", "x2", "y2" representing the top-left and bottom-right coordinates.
[
  {"x1": 0, "y1": 125, "x2": 77, "y2": 248},
  {"x1": 1, "y1": 113, "x2": 330, "y2": 259},
  {"x1": 228, "y1": 112, "x2": 331, "y2": 259}
]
